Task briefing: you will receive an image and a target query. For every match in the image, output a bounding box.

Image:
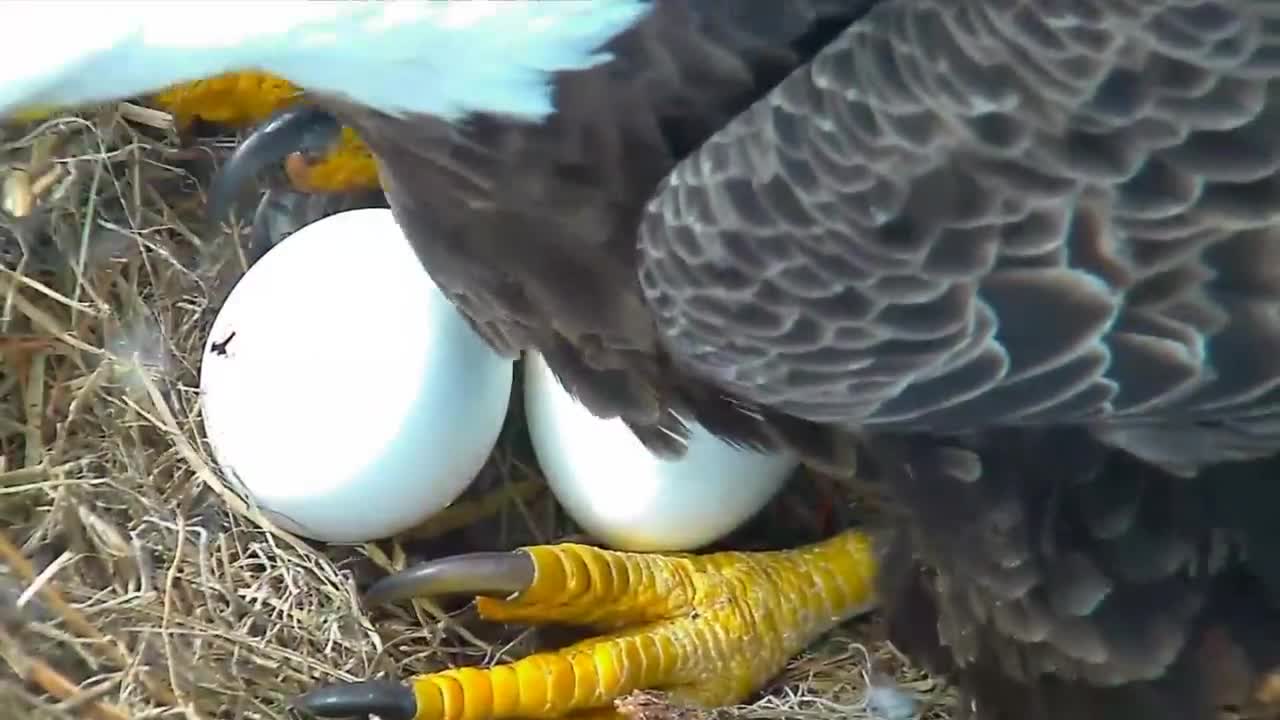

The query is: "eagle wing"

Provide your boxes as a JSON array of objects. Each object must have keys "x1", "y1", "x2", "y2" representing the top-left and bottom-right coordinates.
[
  {"x1": 343, "y1": 0, "x2": 876, "y2": 463},
  {"x1": 637, "y1": 0, "x2": 1280, "y2": 475},
  {"x1": 634, "y1": 2, "x2": 1280, "y2": 716}
]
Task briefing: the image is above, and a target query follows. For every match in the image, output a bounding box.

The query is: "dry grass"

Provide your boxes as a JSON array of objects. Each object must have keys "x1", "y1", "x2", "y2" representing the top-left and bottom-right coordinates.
[{"x1": 0, "y1": 105, "x2": 956, "y2": 720}]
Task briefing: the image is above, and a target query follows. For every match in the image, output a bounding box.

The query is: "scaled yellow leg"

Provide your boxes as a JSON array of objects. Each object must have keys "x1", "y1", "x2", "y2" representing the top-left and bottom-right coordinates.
[{"x1": 301, "y1": 530, "x2": 883, "y2": 720}]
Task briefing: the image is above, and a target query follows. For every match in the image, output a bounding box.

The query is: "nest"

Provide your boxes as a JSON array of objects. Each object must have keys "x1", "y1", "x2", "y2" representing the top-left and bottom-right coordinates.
[{"x1": 0, "y1": 106, "x2": 956, "y2": 720}]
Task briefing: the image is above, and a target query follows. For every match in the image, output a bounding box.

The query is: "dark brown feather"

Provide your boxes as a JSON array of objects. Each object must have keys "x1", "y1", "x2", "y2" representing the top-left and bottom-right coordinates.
[
  {"x1": 637, "y1": 0, "x2": 1280, "y2": 476},
  {"x1": 321, "y1": 0, "x2": 877, "y2": 469},
  {"x1": 871, "y1": 427, "x2": 1280, "y2": 720}
]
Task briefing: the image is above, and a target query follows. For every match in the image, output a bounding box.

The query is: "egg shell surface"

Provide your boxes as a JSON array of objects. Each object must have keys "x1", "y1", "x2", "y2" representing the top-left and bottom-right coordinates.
[
  {"x1": 523, "y1": 351, "x2": 796, "y2": 552},
  {"x1": 199, "y1": 208, "x2": 513, "y2": 543}
]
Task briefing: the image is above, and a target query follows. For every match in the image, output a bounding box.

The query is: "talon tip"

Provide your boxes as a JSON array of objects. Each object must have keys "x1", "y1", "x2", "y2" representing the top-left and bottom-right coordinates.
[
  {"x1": 208, "y1": 105, "x2": 341, "y2": 227},
  {"x1": 363, "y1": 551, "x2": 534, "y2": 607},
  {"x1": 293, "y1": 680, "x2": 417, "y2": 720}
]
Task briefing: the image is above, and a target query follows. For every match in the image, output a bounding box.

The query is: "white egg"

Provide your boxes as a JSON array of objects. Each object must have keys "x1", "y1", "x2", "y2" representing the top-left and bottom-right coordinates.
[
  {"x1": 523, "y1": 352, "x2": 797, "y2": 552},
  {"x1": 198, "y1": 208, "x2": 513, "y2": 544}
]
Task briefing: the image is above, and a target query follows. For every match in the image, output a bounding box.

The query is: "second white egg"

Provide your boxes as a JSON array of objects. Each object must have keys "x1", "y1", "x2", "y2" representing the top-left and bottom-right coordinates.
[{"x1": 523, "y1": 352, "x2": 797, "y2": 552}]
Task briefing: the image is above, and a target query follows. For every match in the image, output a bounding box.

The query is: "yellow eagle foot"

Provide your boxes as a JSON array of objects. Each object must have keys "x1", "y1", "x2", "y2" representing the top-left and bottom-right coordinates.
[
  {"x1": 8, "y1": 72, "x2": 381, "y2": 198},
  {"x1": 149, "y1": 73, "x2": 381, "y2": 209},
  {"x1": 295, "y1": 530, "x2": 883, "y2": 720}
]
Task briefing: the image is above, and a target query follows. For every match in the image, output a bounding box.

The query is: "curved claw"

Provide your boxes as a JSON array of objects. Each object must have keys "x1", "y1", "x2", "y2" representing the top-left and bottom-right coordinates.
[
  {"x1": 208, "y1": 105, "x2": 341, "y2": 224},
  {"x1": 364, "y1": 551, "x2": 534, "y2": 607},
  {"x1": 293, "y1": 679, "x2": 417, "y2": 720}
]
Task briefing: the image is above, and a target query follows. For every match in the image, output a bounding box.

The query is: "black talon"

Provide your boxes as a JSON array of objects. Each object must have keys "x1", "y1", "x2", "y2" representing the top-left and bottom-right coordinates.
[
  {"x1": 208, "y1": 105, "x2": 342, "y2": 225},
  {"x1": 293, "y1": 680, "x2": 418, "y2": 720},
  {"x1": 363, "y1": 551, "x2": 534, "y2": 607}
]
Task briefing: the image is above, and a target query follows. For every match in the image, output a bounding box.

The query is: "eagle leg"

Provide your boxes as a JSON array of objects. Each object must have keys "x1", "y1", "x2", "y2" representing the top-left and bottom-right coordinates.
[
  {"x1": 147, "y1": 74, "x2": 380, "y2": 207},
  {"x1": 294, "y1": 530, "x2": 883, "y2": 720},
  {"x1": 151, "y1": 71, "x2": 307, "y2": 128}
]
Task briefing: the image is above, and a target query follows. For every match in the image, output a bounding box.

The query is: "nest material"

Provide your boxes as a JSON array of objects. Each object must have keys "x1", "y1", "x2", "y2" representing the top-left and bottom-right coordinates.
[{"x1": 0, "y1": 105, "x2": 955, "y2": 720}]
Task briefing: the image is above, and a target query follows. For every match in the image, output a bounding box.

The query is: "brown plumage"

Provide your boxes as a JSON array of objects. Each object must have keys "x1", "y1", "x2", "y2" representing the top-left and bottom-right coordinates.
[
  {"x1": 221, "y1": 2, "x2": 1280, "y2": 719},
  {"x1": 873, "y1": 430, "x2": 1280, "y2": 720},
  {"x1": 321, "y1": 0, "x2": 872, "y2": 470},
  {"x1": 637, "y1": 0, "x2": 1280, "y2": 476}
]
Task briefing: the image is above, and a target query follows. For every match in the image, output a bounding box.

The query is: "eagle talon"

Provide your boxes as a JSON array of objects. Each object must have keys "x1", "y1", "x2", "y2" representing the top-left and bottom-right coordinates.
[
  {"x1": 293, "y1": 679, "x2": 417, "y2": 720},
  {"x1": 208, "y1": 105, "x2": 343, "y2": 223},
  {"x1": 306, "y1": 531, "x2": 882, "y2": 720},
  {"x1": 364, "y1": 551, "x2": 535, "y2": 607}
]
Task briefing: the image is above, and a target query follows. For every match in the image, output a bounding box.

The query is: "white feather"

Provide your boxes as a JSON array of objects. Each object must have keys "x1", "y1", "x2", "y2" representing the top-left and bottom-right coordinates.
[{"x1": 0, "y1": 0, "x2": 651, "y2": 120}]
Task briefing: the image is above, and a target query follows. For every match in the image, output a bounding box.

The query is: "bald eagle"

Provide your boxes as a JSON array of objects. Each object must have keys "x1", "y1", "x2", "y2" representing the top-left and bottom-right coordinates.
[{"x1": 6, "y1": 2, "x2": 1280, "y2": 719}]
